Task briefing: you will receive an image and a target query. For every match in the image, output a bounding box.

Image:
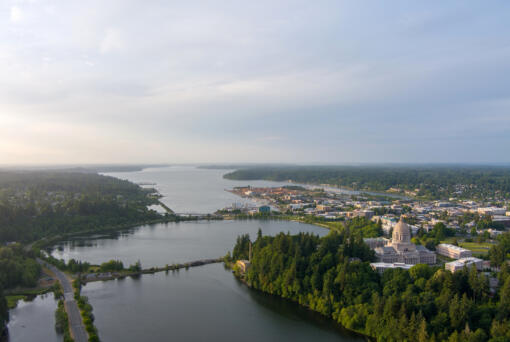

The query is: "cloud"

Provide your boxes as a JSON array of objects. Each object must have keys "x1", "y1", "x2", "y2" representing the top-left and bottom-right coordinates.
[
  {"x1": 10, "y1": 6, "x2": 23, "y2": 22},
  {"x1": 0, "y1": 1, "x2": 510, "y2": 164},
  {"x1": 100, "y1": 28, "x2": 124, "y2": 53}
]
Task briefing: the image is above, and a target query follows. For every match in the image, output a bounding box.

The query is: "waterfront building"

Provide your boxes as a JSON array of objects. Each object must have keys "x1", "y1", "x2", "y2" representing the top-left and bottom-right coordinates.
[
  {"x1": 436, "y1": 243, "x2": 472, "y2": 259},
  {"x1": 445, "y1": 257, "x2": 483, "y2": 273},
  {"x1": 373, "y1": 218, "x2": 436, "y2": 265},
  {"x1": 258, "y1": 205, "x2": 271, "y2": 213}
]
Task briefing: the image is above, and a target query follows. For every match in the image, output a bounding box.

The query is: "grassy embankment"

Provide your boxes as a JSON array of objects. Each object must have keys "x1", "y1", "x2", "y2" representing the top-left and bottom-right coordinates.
[{"x1": 441, "y1": 237, "x2": 496, "y2": 257}]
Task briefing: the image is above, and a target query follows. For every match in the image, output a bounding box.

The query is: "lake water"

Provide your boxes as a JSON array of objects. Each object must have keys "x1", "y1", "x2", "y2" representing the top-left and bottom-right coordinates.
[
  {"x1": 104, "y1": 166, "x2": 404, "y2": 215},
  {"x1": 104, "y1": 166, "x2": 294, "y2": 213},
  {"x1": 6, "y1": 293, "x2": 61, "y2": 342},
  {"x1": 51, "y1": 220, "x2": 327, "y2": 267},
  {"x1": 49, "y1": 219, "x2": 363, "y2": 342},
  {"x1": 82, "y1": 263, "x2": 362, "y2": 342},
  {"x1": 12, "y1": 166, "x2": 364, "y2": 342}
]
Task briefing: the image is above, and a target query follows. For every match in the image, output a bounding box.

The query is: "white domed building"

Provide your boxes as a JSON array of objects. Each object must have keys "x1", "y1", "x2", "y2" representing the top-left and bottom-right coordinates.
[{"x1": 374, "y1": 218, "x2": 436, "y2": 265}]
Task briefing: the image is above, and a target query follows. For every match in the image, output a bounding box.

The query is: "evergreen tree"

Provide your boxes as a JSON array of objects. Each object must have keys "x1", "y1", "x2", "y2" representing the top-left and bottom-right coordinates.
[{"x1": 0, "y1": 287, "x2": 7, "y2": 336}]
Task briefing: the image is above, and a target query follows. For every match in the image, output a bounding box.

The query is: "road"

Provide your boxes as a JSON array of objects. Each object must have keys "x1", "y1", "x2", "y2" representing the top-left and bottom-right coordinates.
[{"x1": 38, "y1": 259, "x2": 89, "y2": 342}]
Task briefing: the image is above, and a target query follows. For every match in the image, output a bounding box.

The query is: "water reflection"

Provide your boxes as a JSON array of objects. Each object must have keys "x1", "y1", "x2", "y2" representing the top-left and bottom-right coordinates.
[{"x1": 7, "y1": 293, "x2": 61, "y2": 342}]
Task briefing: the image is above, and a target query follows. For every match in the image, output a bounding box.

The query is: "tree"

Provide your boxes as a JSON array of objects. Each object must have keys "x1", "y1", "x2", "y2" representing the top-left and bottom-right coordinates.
[
  {"x1": 418, "y1": 318, "x2": 429, "y2": 342},
  {"x1": 231, "y1": 223, "x2": 507, "y2": 341},
  {"x1": 0, "y1": 287, "x2": 7, "y2": 335},
  {"x1": 497, "y1": 277, "x2": 510, "y2": 320},
  {"x1": 129, "y1": 260, "x2": 142, "y2": 273}
]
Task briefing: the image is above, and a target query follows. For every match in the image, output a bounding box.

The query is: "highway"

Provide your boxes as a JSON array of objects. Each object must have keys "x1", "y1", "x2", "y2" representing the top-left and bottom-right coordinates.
[{"x1": 38, "y1": 259, "x2": 89, "y2": 342}]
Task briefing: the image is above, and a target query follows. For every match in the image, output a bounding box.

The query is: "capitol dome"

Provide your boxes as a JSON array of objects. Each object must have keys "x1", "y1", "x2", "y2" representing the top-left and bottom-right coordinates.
[{"x1": 392, "y1": 217, "x2": 411, "y2": 244}]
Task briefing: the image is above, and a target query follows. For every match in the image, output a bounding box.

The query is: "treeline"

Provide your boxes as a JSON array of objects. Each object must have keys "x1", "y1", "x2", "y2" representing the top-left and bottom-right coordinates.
[
  {"x1": 0, "y1": 288, "x2": 7, "y2": 338},
  {"x1": 0, "y1": 244, "x2": 41, "y2": 289},
  {"x1": 346, "y1": 217, "x2": 383, "y2": 238},
  {"x1": 0, "y1": 244, "x2": 41, "y2": 338},
  {"x1": 45, "y1": 256, "x2": 142, "y2": 274},
  {"x1": 489, "y1": 232, "x2": 510, "y2": 267},
  {"x1": 224, "y1": 165, "x2": 510, "y2": 199},
  {"x1": 0, "y1": 171, "x2": 163, "y2": 242},
  {"x1": 231, "y1": 230, "x2": 510, "y2": 341}
]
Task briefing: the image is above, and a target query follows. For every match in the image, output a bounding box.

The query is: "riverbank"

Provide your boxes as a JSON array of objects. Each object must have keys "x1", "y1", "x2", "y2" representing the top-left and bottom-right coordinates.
[
  {"x1": 229, "y1": 264, "x2": 372, "y2": 341},
  {"x1": 81, "y1": 258, "x2": 223, "y2": 283},
  {"x1": 5, "y1": 264, "x2": 59, "y2": 309}
]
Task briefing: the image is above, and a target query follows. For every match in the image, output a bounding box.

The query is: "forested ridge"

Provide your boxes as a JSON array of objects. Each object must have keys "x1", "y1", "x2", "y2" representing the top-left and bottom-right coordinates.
[
  {"x1": 0, "y1": 170, "x2": 170, "y2": 335},
  {"x1": 231, "y1": 229, "x2": 510, "y2": 341},
  {"x1": 224, "y1": 166, "x2": 510, "y2": 199},
  {"x1": 0, "y1": 171, "x2": 163, "y2": 242}
]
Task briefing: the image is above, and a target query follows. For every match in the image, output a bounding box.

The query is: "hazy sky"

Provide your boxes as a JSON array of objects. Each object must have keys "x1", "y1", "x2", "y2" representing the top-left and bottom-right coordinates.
[{"x1": 1, "y1": 1, "x2": 510, "y2": 165}]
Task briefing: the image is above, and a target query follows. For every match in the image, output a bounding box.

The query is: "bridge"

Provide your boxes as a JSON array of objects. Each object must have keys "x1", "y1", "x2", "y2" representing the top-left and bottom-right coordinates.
[{"x1": 175, "y1": 213, "x2": 222, "y2": 219}]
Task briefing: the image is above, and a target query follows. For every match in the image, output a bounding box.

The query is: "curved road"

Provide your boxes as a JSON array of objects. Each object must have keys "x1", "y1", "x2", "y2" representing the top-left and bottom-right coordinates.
[{"x1": 38, "y1": 259, "x2": 89, "y2": 342}]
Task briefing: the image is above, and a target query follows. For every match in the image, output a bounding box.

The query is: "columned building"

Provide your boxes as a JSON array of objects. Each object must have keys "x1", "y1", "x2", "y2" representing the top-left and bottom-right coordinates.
[{"x1": 373, "y1": 218, "x2": 436, "y2": 265}]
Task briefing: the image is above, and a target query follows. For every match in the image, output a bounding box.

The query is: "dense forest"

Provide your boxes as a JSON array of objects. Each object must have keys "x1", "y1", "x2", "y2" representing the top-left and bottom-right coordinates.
[
  {"x1": 0, "y1": 244, "x2": 41, "y2": 290},
  {"x1": 0, "y1": 171, "x2": 164, "y2": 242},
  {"x1": 224, "y1": 165, "x2": 510, "y2": 199},
  {"x1": 0, "y1": 244, "x2": 43, "y2": 336},
  {"x1": 230, "y1": 229, "x2": 510, "y2": 341},
  {"x1": 0, "y1": 287, "x2": 6, "y2": 338}
]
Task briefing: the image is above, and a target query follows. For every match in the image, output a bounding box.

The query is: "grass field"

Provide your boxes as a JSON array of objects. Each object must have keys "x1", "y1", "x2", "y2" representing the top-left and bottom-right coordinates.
[
  {"x1": 458, "y1": 242, "x2": 495, "y2": 256},
  {"x1": 6, "y1": 295, "x2": 27, "y2": 309}
]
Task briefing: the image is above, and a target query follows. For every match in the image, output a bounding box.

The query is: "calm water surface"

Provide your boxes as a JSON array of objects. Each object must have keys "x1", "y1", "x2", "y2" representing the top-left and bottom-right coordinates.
[
  {"x1": 6, "y1": 293, "x2": 61, "y2": 342},
  {"x1": 51, "y1": 220, "x2": 327, "y2": 267},
  {"x1": 82, "y1": 263, "x2": 363, "y2": 342},
  {"x1": 14, "y1": 166, "x2": 363, "y2": 342},
  {"x1": 104, "y1": 166, "x2": 293, "y2": 213}
]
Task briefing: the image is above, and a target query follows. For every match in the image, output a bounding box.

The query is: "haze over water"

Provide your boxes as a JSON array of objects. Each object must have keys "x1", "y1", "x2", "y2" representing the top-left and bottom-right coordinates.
[{"x1": 104, "y1": 166, "x2": 293, "y2": 213}]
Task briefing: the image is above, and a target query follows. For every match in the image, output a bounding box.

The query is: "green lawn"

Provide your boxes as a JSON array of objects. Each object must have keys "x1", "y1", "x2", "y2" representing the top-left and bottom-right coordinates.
[
  {"x1": 458, "y1": 242, "x2": 495, "y2": 256},
  {"x1": 6, "y1": 295, "x2": 27, "y2": 309}
]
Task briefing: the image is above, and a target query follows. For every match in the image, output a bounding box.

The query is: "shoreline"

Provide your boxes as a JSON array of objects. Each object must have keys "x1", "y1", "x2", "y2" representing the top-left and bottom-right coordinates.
[
  {"x1": 80, "y1": 258, "x2": 223, "y2": 283},
  {"x1": 228, "y1": 265, "x2": 373, "y2": 341}
]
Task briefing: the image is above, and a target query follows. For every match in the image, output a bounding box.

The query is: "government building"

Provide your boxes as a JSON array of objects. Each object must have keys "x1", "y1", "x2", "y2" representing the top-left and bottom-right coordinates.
[
  {"x1": 371, "y1": 218, "x2": 436, "y2": 265},
  {"x1": 436, "y1": 243, "x2": 472, "y2": 259}
]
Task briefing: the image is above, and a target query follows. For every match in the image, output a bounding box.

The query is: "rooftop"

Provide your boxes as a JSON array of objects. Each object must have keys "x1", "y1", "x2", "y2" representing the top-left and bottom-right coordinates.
[{"x1": 437, "y1": 243, "x2": 470, "y2": 252}]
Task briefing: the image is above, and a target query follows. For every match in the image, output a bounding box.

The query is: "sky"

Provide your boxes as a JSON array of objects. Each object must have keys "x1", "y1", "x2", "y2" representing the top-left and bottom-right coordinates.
[{"x1": 1, "y1": 1, "x2": 510, "y2": 165}]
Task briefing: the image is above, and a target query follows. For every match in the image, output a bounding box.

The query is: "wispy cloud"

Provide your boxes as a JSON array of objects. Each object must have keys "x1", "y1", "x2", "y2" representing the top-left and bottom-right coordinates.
[
  {"x1": 0, "y1": 0, "x2": 509, "y2": 164},
  {"x1": 10, "y1": 6, "x2": 23, "y2": 22}
]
